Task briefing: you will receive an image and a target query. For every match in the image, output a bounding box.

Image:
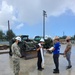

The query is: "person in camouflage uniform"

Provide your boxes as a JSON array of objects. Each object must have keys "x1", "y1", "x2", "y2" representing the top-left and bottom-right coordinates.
[{"x1": 11, "y1": 37, "x2": 21, "y2": 75}]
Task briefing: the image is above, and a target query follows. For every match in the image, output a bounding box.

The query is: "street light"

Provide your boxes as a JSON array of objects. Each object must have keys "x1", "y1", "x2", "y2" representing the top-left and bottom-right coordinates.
[{"x1": 43, "y1": 10, "x2": 47, "y2": 39}]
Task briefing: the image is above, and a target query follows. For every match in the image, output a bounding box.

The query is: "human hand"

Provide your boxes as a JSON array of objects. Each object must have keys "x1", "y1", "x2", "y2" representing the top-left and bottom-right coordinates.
[
  {"x1": 40, "y1": 46, "x2": 43, "y2": 48},
  {"x1": 63, "y1": 54, "x2": 66, "y2": 57},
  {"x1": 48, "y1": 47, "x2": 54, "y2": 51}
]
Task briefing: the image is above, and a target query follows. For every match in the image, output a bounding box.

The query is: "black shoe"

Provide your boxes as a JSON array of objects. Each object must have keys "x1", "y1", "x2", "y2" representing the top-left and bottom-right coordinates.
[
  {"x1": 38, "y1": 69, "x2": 42, "y2": 71},
  {"x1": 53, "y1": 70, "x2": 59, "y2": 73},
  {"x1": 66, "y1": 66, "x2": 72, "y2": 69},
  {"x1": 53, "y1": 69, "x2": 56, "y2": 71},
  {"x1": 41, "y1": 68, "x2": 44, "y2": 70}
]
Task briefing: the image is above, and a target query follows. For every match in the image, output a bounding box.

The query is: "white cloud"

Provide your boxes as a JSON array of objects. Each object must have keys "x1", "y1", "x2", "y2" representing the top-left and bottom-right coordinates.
[
  {"x1": 0, "y1": 1, "x2": 15, "y2": 30},
  {"x1": 0, "y1": 0, "x2": 75, "y2": 31},
  {"x1": 16, "y1": 23, "x2": 24, "y2": 29}
]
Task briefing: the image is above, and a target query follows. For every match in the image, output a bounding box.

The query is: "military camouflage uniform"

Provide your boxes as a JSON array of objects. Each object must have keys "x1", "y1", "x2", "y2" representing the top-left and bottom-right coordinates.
[{"x1": 11, "y1": 42, "x2": 21, "y2": 75}]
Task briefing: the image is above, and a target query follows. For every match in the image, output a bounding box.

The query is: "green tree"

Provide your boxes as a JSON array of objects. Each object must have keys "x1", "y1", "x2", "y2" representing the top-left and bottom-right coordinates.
[
  {"x1": 0, "y1": 30, "x2": 5, "y2": 41},
  {"x1": 6, "y1": 30, "x2": 16, "y2": 41},
  {"x1": 60, "y1": 35, "x2": 67, "y2": 39},
  {"x1": 74, "y1": 35, "x2": 75, "y2": 40},
  {"x1": 70, "y1": 35, "x2": 75, "y2": 40},
  {"x1": 44, "y1": 38, "x2": 53, "y2": 49}
]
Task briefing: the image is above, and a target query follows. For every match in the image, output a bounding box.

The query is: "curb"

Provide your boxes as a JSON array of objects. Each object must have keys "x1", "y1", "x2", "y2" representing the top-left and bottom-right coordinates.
[{"x1": 0, "y1": 50, "x2": 9, "y2": 54}]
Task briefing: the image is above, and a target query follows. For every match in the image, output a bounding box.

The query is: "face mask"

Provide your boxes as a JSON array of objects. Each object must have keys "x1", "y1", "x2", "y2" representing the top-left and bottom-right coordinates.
[
  {"x1": 66, "y1": 40, "x2": 69, "y2": 42},
  {"x1": 18, "y1": 41, "x2": 21, "y2": 44},
  {"x1": 41, "y1": 44, "x2": 44, "y2": 46}
]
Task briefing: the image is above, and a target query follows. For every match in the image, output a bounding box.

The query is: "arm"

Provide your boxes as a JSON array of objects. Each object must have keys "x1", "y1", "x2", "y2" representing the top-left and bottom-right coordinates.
[
  {"x1": 11, "y1": 45, "x2": 14, "y2": 55},
  {"x1": 36, "y1": 44, "x2": 43, "y2": 51},
  {"x1": 36, "y1": 47, "x2": 40, "y2": 51},
  {"x1": 36, "y1": 46, "x2": 43, "y2": 51},
  {"x1": 47, "y1": 47, "x2": 55, "y2": 52},
  {"x1": 48, "y1": 43, "x2": 60, "y2": 51},
  {"x1": 14, "y1": 46, "x2": 21, "y2": 57},
  {"x1": 12, "y1": 44, "x2": 21, "y2": 57},
  {"x1": 51, "y1": 47, "x2": 55, "y2": 51}
]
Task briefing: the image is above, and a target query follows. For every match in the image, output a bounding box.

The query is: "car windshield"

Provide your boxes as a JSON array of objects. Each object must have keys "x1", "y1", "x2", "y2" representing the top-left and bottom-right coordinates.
[
  {"x1": 34, "y1": 36, "x2": 41, "y2": 40},
  {"x1": 22, "y1": 37, "x2": 28, "y2": 41},
  {"x1": 21, "y1": 36, "x2": 28, "y2": 41}
]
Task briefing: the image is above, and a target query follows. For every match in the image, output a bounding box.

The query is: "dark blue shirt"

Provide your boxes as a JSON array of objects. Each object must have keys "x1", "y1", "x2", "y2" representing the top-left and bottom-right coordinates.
[{"x1": 53, "y1": 42, "x2": 61, "y2": 54}]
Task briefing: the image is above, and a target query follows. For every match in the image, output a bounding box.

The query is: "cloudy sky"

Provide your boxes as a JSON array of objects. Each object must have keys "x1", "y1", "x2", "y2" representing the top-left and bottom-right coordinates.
[{"x1": 0, "y1": 0, "x2": 75, "y2": 38}]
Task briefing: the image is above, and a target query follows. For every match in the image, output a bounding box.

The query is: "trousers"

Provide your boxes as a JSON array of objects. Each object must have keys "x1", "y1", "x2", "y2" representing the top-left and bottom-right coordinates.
[
  {"x1": 66, "y1": 52, "x2": 71, "y2": 66},
  {"x1": 37, "y1": 55, "x2": 42, "y2": 69},
  {"x1": 13, "y1": 59, "x2": 20, "y2": 75},
  {"x1": 53, "y1": 54, "x2": 59, "y2": 70}
]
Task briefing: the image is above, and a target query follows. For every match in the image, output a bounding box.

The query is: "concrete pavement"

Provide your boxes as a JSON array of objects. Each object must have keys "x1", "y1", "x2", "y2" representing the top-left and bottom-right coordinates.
[{"x1": 0, "y1": 45, "x2": 75, "y2": 75}]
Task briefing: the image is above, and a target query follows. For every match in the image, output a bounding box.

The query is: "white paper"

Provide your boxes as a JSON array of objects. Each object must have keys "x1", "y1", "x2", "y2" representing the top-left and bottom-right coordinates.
[{"x1": 38, "y1": 43, "x2": 45, "y2": 68}]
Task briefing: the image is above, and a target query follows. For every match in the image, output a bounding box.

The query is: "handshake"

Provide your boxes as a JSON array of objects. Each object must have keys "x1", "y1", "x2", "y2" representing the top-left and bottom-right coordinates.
[{"x1": 46, "y1": 47, "x2": 54, "y2": 54}]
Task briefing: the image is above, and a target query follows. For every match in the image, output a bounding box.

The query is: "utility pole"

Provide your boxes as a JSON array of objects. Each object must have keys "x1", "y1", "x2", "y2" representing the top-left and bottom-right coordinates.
[
  {"x1": 8, "y1": 20, "x2": 11, "y2": 56},
  {"x1": 8, "y1": 20, "x2": 10, "y2": 41},
  {"x1": 63, "y1": 31, "x2": 65, "y2": 36},
  {"x1": 43, "y1": 10, "x2": 47, "y2": 39},
  {"x1": 8, "y1": 20, "x2": 10, "y2": 30}
]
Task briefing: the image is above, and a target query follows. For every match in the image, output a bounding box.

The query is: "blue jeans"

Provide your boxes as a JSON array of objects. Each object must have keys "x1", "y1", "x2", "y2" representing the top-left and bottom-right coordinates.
[
  {"x1": 66, "y1": 52, "x2": 71, "y2": 66},
  {"x1": 53, "y1": 54, "x2": 59, "y2": 71}
]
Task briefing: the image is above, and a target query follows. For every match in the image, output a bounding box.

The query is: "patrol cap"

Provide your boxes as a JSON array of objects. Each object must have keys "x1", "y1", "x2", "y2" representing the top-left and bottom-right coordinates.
[
  {"x1": 53, "y1": 36, "x2": 59, "y2": 40},
  {"x1": 40, "y1": 38, "x2": 44, "y2": 42},
  {"x1": 66, "y1": 36, "x2": 71, "y2": 40},
  {"x1": 15, "y1": 36, "x2": 21, "y2": 41}
]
